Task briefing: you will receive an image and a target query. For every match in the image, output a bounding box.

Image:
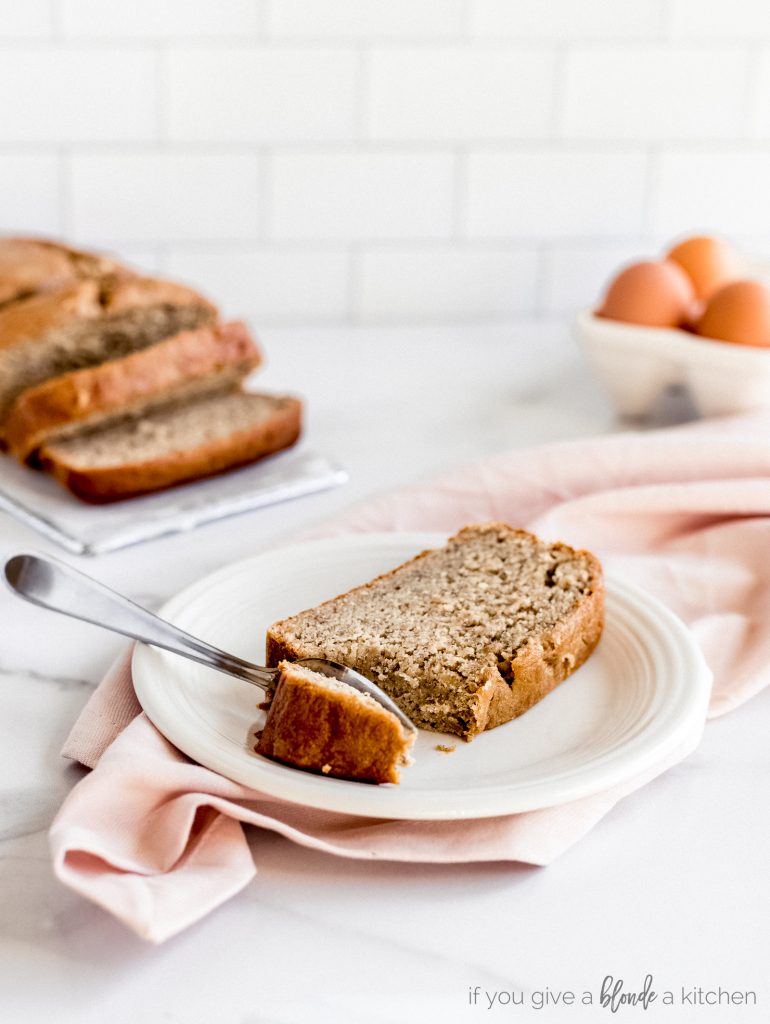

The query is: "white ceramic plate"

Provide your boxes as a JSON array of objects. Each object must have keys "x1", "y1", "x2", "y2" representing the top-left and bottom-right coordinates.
[{"x1": 132, "y1": 533, "x2": 712, "y2": 820}]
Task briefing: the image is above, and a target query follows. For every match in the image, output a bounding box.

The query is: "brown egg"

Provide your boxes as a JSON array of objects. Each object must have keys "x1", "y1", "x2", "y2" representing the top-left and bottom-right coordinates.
[
  {"x1": 666, "y1": 235, "x2": 737, "y2": 300},
  {"x1": 696, "y1": 280, "x2": 770, "y2": 347},
  {"x1": 597, "y1": 260, "x2": 695, "y2": 327}
]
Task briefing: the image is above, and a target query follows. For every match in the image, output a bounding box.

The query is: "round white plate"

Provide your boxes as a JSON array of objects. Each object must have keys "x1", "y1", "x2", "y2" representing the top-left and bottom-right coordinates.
[{"x1": 132, "y1": 533, "x2": 712, "y2": 820}]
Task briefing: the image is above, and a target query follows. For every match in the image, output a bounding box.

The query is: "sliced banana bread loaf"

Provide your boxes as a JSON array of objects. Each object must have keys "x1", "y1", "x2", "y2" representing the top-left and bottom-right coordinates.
[
  {"x1": 266, "y1": 524, "x2": 604, "y2": 740},
  {"x1": 5, "y1": 320, "x2": 261, "y2": 462},
  {"x1": 40, "y1": 388, "x2": 301, "y2": 503},
  {"x1": 257, "y1": 661, "x2": 415, "y2": 784},
  {"x1": 0, "y1": 274, "x2": 216, "y2": 425}
]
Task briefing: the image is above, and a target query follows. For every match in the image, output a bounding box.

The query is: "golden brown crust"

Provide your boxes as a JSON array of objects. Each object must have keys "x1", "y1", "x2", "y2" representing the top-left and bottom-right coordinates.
[
  {"x1": 39, "y1": 394, "x2": 302, "y2": 503},
  {"x1": 0, "y1": 275, "x2": 215, "y2": 353},
  {"x1": 4, "y1": 321, "x2": 261, "y2": 462},
  {"x1": 256, "y1": 662, "x2": 413, "y2": 784},
  {"x1": 0, "y1": 237, "x2": 124, "y2": 308},
  {"x1": 0, "y1": 280, "x2": 103, "y2": 351},
  {"x1": 99, "y1": 274, "x2": 216, "y2": 317},
  {"x1": 467, "y1": 561, "x2": 604, "y2": 737},
  {"x1": 266, "y1": 525, "x2": 604, "y2": 741}
]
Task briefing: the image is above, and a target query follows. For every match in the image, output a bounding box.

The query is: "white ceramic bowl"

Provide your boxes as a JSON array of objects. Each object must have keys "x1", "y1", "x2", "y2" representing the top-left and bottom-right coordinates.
[{"x1": 575, "y1": 308, "x2": 770, "y2": 418}]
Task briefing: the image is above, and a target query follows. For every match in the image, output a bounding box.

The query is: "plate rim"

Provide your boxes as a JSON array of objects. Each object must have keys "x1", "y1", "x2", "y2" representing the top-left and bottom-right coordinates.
[{"x1": 132, "y1": 532, "x2": 713, "y2": 820}]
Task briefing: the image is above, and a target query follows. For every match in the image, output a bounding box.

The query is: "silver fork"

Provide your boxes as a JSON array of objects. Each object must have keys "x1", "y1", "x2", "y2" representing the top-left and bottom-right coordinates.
[{"x1": 3, "y1": 553, "x2": 416, "y2": 735}]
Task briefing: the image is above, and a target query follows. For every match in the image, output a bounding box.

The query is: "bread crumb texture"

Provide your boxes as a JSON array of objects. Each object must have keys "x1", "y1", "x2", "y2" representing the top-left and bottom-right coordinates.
[{"x1": 267, "y1": 523, "x2": 604, "y2": 740}]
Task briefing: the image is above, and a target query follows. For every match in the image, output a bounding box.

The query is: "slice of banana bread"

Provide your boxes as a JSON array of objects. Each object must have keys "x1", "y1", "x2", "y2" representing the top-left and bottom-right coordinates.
[
  {"x1": 267, "y1": 523, "x2": 604, "y2": 741},
  {"x1": 4, "y1": 320, "x2": 261, "y2": 463},
  {"x1": 256, "y1": 661, "x2": 415, "y2": 784},
  {"x1": 39, "y1": 389, "x2": 301, "y2": 503}
]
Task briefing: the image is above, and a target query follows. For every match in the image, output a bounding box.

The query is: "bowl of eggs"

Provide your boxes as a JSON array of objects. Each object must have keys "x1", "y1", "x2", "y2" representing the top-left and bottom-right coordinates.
[{"x1": 575, "y1": 235, "x2": 770, "y2": 417}]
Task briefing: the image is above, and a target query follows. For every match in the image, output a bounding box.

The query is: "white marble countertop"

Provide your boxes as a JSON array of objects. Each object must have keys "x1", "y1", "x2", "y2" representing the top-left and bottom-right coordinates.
[{"x1": 0, "y1": 323, "x2": 767, "y2": 1024}]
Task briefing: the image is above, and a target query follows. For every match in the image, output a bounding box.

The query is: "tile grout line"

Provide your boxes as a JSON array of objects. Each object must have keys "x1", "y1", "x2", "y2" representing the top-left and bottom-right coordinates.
[
  {"x1": 259, "y1": 0, "x2": 271, "y2": 39},
  {"x1": 642, "y1": 145, "x2": 661, "y2": 241},
  {"x1": 452, "y1": 148, "x2": 468, "y2": 241},
  {"x1": 57, "y1": 147, "x2": 73, "y2": 238},
  {"x1": 259, "y1": 148, "x2": 272, "y2": 242},
  {"x1": 347, "y1": 243, "x2": 363, "y2": 325},
  {"x1": 47, "y1": 0, "x2": 61, "y2": 37},
  {"x1": 154, "y1": 45, "x2": 168, "y2": 144},
  {"x1": 548, "y1": 42, "x2": 569, "y2": 139},
  {"x1": 740, "y1": 44, "x2": 763, "y2": 141},
  {"x1": 354, "y1": 44, "x2": 370, "y2": 141},
  {"x1": 532, "y1": 244, "x2": 550, "y2": 318}
]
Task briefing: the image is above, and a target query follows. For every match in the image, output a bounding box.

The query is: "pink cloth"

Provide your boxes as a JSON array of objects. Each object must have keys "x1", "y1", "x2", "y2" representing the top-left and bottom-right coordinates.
[{"x1": 51, "y1": 414, "x2": 770, "y2": 942}]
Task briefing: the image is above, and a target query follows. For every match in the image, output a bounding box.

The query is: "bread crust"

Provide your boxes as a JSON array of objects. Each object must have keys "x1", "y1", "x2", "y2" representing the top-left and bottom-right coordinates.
[
  {"x1": 467, "y1": 566, "x2": 604, "y2": 737},
  {"x1": 0, "y1": 275, "x2": 216, "y2": 354},
  {"x1": 256, "y1": 662, "x2": 414, "y2": 784},
  {"x1": 39, "y1": 394, "x2": 302, "y2": 503},
  {"x1": 0, "y1": 279, "x2": 106, "y2": 351},
  {"x1": 0, "y1": 237, "x2": 123, "y2": 308},
  {"x1": 98, "y1": 274, "x2": 216, "y2": 318},
  {"x1": 266, "y1": 525, "x2": 605, "y2": 741},
  {"x1": 5, "y1": 320, "x2": 261, "y2": 462}
]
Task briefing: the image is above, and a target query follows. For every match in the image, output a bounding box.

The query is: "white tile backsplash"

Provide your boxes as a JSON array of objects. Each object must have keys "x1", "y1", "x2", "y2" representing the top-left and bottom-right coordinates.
[
  {"x1": 466, "y1": 151, "x2": 648, "y2": 239},
  {"x1": 653, "y1": 150, "x2": 770, "y2": 236},
  {"x1": 0, "y1": 156, "x2": 62, "y2": 234},
  {"x1": 0, "y1": 48, "x2": 157, "y2": 142},
  {"x1": 271, "y1": 151, "x2": 455, "y2": 240},
  {"x1": 60, "y1": 0, "x2": 261, "y2": 38},
  {"x1": 368, "y1": 48, "x2": 554, "y2": 141},
  {"x1": 541, "y1": 244, "x2": 645, "y2": 314},
  {"x1": 750, "y1": 51, "x2": 770, "y2": 138},
  {"x1": 668, "y1": 0, "x2": 770, "y2": 37},
  {"x1": 166, "y1": 48, "x2": 358, "y2": 142},
  {"x1": 70, "y1": 153, "x2": 261, "y2": 244},
  {"x1": 470, "y1": 0, "x2": 663, "y2": 39},
  {"x1": 269, "y1": 0, "x2": 464, "y2": 38},
  {"x1": 3, "y1": 0, "x2": 770, "y2": 323},
  {"x1": 359, "y1": 247, "x2": 539, "y2": 319},
  {"x1": 0, "y1": 0, "x2": 52, "y2": 37},
  {"x1": 164, "y1": 247, "x2": 350, "y2": 322},
  {"x1": 562, "y1": 48, "x2": 749, "y2": 140}
]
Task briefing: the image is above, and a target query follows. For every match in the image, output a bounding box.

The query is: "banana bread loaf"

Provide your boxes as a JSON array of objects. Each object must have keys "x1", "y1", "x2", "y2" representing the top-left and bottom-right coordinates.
[{"x1": 40, "y1": 388, "x2": 302, "y2": 503}]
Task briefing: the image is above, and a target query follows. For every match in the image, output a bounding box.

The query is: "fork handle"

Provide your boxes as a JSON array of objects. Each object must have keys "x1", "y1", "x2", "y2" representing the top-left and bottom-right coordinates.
[{"x1": 4, "y1": 553, "x2": 277, "y2": 691}]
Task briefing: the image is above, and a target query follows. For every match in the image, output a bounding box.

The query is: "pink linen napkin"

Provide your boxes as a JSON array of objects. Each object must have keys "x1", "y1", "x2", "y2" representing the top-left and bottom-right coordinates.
[{"x1": 51, "y1": 413, "x2": 770, "y2": 942}]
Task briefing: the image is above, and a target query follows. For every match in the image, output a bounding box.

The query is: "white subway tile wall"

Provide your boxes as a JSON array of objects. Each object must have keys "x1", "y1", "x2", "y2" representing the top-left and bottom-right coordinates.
[
  {"x1": 0, "y1": 156, "x2": 61, "y2": 234},
  {"x1": 367, "y1": 49, "x2": 555, "y2": 141},
  {"x1": 271, "y1": 152, "x2": 456, "y2": 240},
  {"x1": 2, "y1": 0, "x2": 770, "y2": 323},
  {"x1": 359, "y1": 248, "x2": 539, "y2": 319},
  {"x1": 165, "y1": 248, "x2": 350, "y2": 320},
  {"x1": 70, "y1": 153, "x2": 262, "y2": 243}
]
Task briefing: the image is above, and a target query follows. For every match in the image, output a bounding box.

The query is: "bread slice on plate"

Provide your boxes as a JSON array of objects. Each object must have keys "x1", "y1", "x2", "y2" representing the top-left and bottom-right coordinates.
[
  {"x1": 4, "y1": 320, "x2": 261, "y2": 463},
  {"x1": 39, "y1": 388, "x2": 302, "y2": 503},
  {"x1": 0, "y1": 274, "x2": 216, "y2": 426},
  {"x1": 0, "y1": 237, "x2": 123, "y2": 309},
  {"x1": 256, "y1": 661, "x2": 415, "y2": 784},
  {"x1": 267, "y1": 523, "x2": 604, "y2": 741}
]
